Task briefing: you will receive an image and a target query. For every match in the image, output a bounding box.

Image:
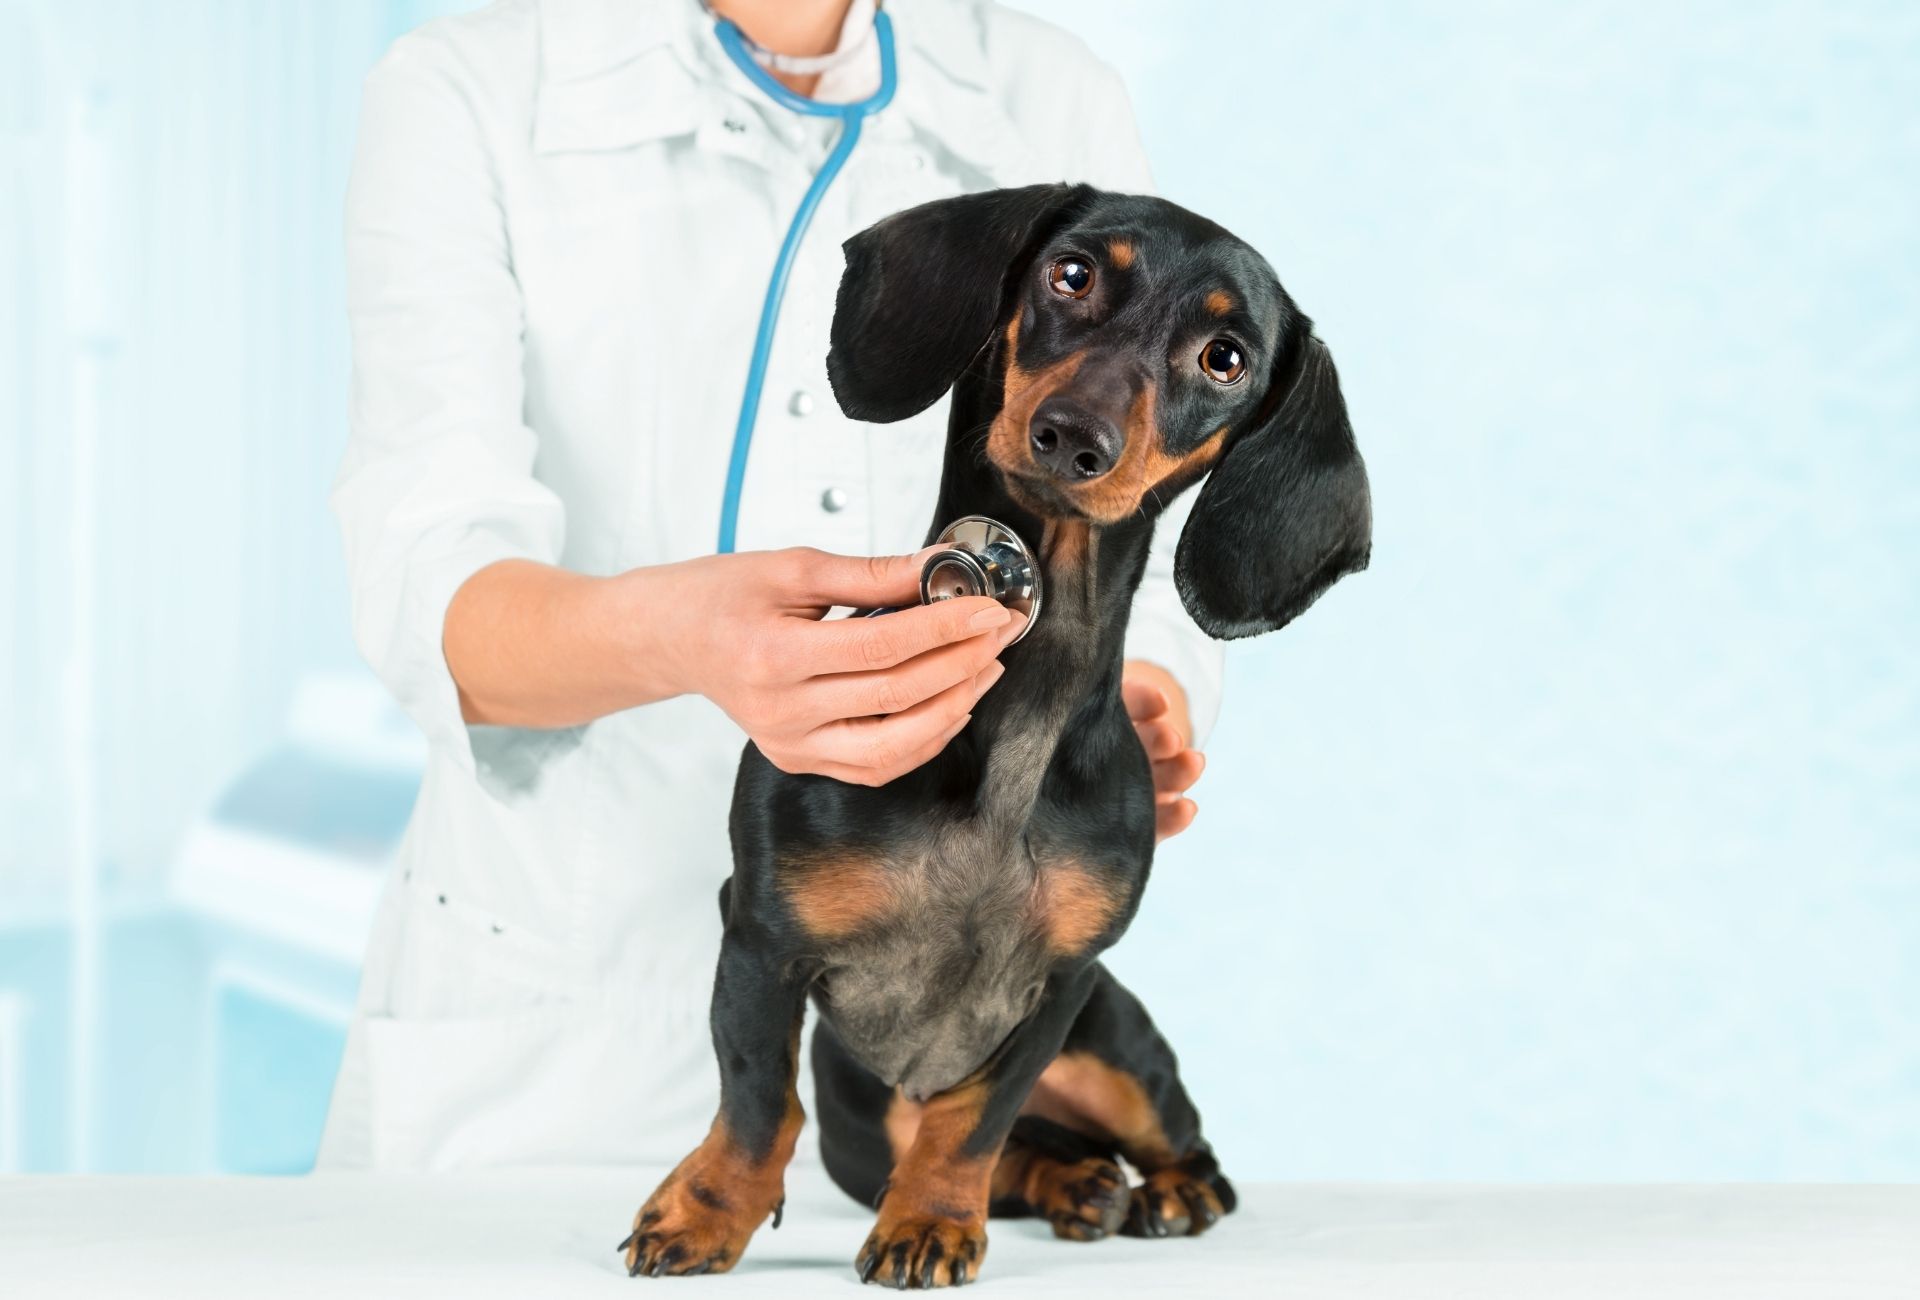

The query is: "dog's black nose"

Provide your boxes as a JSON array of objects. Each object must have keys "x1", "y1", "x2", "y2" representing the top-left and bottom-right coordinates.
[{"x1": 1029, "y1": 398, "x2": 1120, "y2": 481}]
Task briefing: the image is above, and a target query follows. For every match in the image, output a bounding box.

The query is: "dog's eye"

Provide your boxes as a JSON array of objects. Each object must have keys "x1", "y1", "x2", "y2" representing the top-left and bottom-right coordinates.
[
  {"x1": 1047, "y1": 258, "x2": 1094, "y2": 300},
  {"x1": 1200, "y1": 339, "x2": 1246, "y2": 385}
]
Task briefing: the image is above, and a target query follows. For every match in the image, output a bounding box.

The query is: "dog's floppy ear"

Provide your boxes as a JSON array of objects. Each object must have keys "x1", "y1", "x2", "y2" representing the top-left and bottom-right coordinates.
[
  {"x1": 1174, "y1": 332, "x2": 1372, "y2": 639},
  {"x1": 828, "y1": 183, "x2": 1092, "y2": 422}
]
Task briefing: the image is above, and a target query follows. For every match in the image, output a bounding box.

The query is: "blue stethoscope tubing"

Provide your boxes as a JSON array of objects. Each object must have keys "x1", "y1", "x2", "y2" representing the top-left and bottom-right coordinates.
[{"x1": 712, "y1": 11, "x2": 899, "y2": 554}]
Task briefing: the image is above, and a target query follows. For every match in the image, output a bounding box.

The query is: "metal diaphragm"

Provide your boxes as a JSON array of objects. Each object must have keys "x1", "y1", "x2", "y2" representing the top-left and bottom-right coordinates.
[{"x1": 919, "y1": 515, "x2": 1042, "y2": 644}]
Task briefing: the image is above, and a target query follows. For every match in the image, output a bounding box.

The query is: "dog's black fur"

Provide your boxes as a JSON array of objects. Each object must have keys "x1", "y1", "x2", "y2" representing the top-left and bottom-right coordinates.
[{"x1": 622, "y1": 185, "x2": 1370, "y2": 1287}]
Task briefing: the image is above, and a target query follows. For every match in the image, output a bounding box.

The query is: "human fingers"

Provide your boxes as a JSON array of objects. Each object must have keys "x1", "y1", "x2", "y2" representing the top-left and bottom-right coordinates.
[
  {"x1": 805, "y1": 614, "x2": 1024, "y2": 720},
  {"x1": 1155, "y1": 798, "x2": 1198, "y2": 842},
  {"x1": 1121, "y1": 678, "x2": 1170, "y2": 724},
  {"x1": 801, "y1": 661, "x2": 1003, "y2": 784},
  {"x1": 1151, "y1": 750, "x2": 1205, "y2": 802},
  {"x1": 798, "y1": 710, "x2": 976, "y2": 787},
  {"x1": 1134, "y1": 718, "x2": 1187, "y2": 762},
  {"x1": 806, "y1": 600, "x2": 1019, "y2": 675},
  {"x1": 778, "y1": 546, "x2": 940, "y2": 610}
]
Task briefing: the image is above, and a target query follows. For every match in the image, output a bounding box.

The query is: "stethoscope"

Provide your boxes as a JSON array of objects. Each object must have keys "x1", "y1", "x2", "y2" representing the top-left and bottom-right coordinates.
[
  {"x1": 706, "y1": 3, "x2": 1042, "y2": 642},
  {"x1": 708, "y1": 1, "x2": 896, "y2": 558}
]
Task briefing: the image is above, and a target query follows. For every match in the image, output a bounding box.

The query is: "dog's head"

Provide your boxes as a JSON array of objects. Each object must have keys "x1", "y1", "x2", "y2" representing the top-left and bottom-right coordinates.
[{"x1": 828, "y1": 184, "x2": 1371, "y2": 639}]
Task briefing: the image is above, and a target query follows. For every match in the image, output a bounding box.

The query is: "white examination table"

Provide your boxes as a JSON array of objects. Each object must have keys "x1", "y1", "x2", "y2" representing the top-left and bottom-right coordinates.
[{"x1": 4, "y1": 1167, "x2": 1914, "y2": 1297}]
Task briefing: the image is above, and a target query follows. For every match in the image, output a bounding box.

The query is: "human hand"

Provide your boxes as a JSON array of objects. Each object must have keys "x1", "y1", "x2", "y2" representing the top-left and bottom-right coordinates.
[
  {"x1": 655, "y1": 547, "x2": 1025, "y2": 786},
  {"x1": 1121, "y1": 661, "x2": 1204, "y2": 841}
]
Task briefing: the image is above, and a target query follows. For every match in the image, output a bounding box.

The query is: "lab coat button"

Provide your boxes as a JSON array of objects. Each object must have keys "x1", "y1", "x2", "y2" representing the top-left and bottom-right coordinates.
[
  {"x1": 788, "y1": 390, "x2": 815, "y2": 417},
  {"x1": 820, "y1": 487, "x2": 849, "y2": 513}
]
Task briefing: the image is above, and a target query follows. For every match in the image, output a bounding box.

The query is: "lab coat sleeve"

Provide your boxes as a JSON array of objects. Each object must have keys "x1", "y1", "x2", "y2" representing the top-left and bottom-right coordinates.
[
  {"x1": 1126, "y1": 488, "x2": 1224, "y2": 746},
  {"x1": 1069, "y1": 58, "x2": 1226, "y2": 744},
  {"x1": 331, "y1": 37, "x2": 565, "y2": 774}
]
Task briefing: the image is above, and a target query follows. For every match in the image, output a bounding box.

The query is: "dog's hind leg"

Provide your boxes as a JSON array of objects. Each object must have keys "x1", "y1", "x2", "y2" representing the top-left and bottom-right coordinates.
[
  {"x1": 811, "y1": 1014, "x2": 897, "y2": 1210},
  {"x1": 988, "y1": 1115, "x2": 1130, "y2": 1241},
  {"x1": 1021, "y1": 962, "x2": 1236, "y2": 1239}
]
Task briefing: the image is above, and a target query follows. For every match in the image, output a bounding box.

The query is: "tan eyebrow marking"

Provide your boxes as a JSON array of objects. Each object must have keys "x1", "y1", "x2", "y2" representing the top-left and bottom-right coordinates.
[
  {"x1": 1205, "y1": 289, "x2": 1234, "y2": 316},
  {"x1": 1106, "y1": 238, "x2": 1136, "y2": 269}
]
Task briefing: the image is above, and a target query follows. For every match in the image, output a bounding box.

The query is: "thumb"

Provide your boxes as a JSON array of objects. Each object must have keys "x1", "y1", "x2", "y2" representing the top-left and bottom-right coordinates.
[{"x1": 795, "y1": 546, "x2": 942, "y2": 609}]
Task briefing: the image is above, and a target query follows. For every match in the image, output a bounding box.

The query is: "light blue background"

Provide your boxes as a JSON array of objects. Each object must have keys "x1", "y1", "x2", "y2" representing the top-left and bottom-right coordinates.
[{"x1": 2, "y1": 1, "x2": 1915, "y2": 1179}]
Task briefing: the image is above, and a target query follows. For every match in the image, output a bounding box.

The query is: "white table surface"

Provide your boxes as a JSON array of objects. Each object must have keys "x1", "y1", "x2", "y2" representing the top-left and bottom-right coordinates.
[{"x1": 3, "y1": 1167, "x2": 1915, "y2": 1298}]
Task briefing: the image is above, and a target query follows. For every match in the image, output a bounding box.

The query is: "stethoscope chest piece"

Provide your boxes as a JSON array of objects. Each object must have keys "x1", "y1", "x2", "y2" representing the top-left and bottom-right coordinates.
[{"x1": 921, "y1": 516, "x2": 1042, "y2": 644}]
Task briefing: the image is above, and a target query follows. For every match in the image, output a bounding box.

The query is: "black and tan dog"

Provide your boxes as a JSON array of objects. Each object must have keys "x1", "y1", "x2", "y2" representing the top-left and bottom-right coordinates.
[{"x1": 620, "y1": 184, "x2": 1371, "y2": 1287}]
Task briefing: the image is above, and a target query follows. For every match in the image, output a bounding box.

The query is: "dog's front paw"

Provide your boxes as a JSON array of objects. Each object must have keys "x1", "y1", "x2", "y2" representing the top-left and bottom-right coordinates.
[
  {"x1": 620, "y1": 1177, "x2": 780, "y2": 1278},
  {"x1": 1121, "y1": 1165, "x2": 1235, "y2": 1239},
  {"x1": 856, "y1": 1210, "x2": 986, "y2": 1289}
]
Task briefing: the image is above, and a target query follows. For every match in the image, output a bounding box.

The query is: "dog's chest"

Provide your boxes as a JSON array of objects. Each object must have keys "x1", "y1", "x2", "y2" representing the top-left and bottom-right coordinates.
[
  {"x1": 789, "y1": 571, "x2": 1130, "y2": 1094},
  {"x1": 799, "y1": 818, "x2": 1118, "y2": 1097}
]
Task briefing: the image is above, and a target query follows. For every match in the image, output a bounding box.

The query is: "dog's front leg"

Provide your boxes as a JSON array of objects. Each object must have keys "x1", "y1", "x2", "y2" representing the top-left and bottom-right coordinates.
[
  {"x1": 622, "y1": 929, "x2": 806, "y2": 1278},
  {"x1": 856, "y1": 966, "x2": 1097, "y2": 1290}
]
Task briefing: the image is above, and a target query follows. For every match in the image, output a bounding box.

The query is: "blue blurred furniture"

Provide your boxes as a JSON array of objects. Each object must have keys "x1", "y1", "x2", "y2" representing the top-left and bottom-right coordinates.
[
  {"x1": 172, "y1": 675, "x2": 421, "y2": 1172},
  {"x1": 0, "y1": 676, "x2": 418, "y2": 1174}
]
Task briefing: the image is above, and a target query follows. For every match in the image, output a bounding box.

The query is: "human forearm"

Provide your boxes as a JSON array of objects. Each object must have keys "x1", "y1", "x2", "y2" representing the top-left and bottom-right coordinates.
[
  {"x1": 445, "y1": 559, "x2": 676, "y2": 728},
  {"x1": 443, "y1": 549, "x2": 1025, "y2": 784}
]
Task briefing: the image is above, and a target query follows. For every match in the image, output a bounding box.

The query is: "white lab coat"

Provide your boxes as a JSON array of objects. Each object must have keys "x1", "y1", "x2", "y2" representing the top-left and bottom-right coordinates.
[{"x1": 322, "y1": 0, "x2": 1223, "y2": 1170}]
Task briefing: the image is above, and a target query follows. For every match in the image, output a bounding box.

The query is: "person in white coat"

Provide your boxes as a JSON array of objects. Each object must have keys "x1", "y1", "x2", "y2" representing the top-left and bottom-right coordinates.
[{"x1": 323, "y1": 0, "x2": 1223, "y2": 1171}]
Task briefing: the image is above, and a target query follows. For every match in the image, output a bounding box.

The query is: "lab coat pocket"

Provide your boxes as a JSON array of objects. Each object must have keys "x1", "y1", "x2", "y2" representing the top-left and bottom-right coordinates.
[
  {"x1": 381, "y1": 876, "x2": 589, "y2": 1020},
  {"x1": 361, "y1": 996, "x2": 717, "y2": 1169}
]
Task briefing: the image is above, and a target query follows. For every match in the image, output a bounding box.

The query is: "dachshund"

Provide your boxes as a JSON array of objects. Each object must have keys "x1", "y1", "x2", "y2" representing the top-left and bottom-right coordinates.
[{"x1": 620, "y1": 183, "x2": 1371, "y2": 1287}]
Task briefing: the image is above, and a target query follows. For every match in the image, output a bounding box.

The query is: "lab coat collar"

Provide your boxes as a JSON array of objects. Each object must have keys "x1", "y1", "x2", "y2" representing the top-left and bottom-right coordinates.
[
  {"x1": 530, "y1": 0, "x2": 1032, "y2": 182},
  {"x1": 538, "y1": 0, "x2": 687, "y2": 82},
  {"x1": 532, "y1": 0, "x2": 707, "y2": 154}
]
